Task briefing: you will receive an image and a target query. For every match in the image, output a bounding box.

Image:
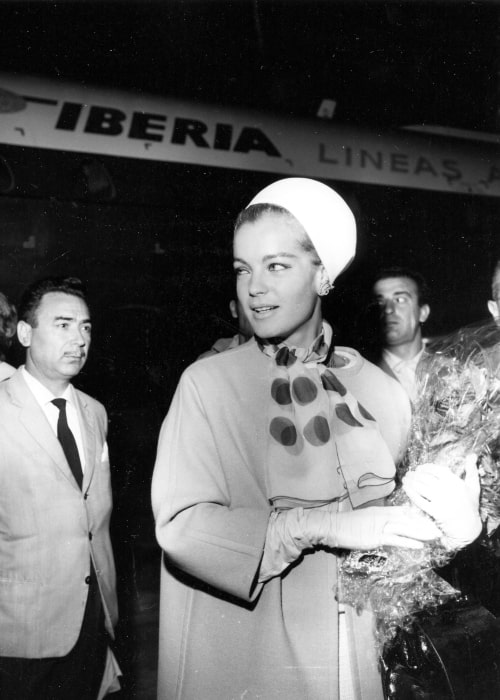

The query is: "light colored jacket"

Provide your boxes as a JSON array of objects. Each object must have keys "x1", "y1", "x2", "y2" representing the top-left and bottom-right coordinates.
[{"x1": 0, "y1": 369, "x2": 117, "y2": 658}]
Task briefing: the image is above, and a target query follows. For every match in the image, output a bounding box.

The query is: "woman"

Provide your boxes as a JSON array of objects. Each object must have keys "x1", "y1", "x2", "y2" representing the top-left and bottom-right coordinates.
[
  {"x1": 152, "y1": 178, "x2": 480, "y2": 699},
  {"x1": 0, "y1": 291, "x2": 17, "y2": 381}
]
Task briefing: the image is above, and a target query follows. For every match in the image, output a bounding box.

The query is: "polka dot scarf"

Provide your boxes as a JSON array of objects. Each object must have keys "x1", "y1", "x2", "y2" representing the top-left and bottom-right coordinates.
[{"x1": 259, "y1": 322, "x2": 396, "y2": 509}]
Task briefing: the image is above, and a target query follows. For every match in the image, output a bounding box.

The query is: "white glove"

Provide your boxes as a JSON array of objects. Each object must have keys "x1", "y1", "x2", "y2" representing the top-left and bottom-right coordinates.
[
  {"x1": 259, "y1": 503, "x2": 441, "y2": 581},
  {"x1": 300, "y1": 504, "x2": 441, "y2": 550},
  {"x1": 402, "y1": 455, "x2": 482, "y2": 550}
]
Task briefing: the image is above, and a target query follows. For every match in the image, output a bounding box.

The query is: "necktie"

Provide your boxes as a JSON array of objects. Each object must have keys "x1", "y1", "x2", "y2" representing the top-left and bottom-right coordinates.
[{"x1": 51, "y1": 398, "x2": 83, "y2": 489}]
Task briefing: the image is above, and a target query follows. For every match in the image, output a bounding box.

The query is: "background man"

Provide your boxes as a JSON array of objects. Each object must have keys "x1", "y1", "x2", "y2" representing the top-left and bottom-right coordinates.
[
  {"x1": 487, "y1": 259, "x2": 500, "y2": 324},
  {"x1": 198, "y1": 297, "x2": 253, "y2": 359},
  {"x1": 370, "y1": 266, "x2": 431, "y2": 402},
  {"x1": 0, "y1": 276, "x2": 120, "y2": 699},
  {"x1": 0, "y1": 290, "x2": 17, "y2": 381}
]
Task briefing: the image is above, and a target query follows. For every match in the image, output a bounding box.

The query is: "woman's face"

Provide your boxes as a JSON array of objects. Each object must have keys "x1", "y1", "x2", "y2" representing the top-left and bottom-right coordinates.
[{"x1": 233, "y1": 212, "x2": 323, "y2": 347}]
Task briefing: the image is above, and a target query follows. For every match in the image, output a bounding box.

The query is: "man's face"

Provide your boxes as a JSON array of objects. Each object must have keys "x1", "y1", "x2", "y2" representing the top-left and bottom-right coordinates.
[
  {"x1": 487, "y1": 272, "x2": 500, "y2": 325},
  {"x1": 18, "y1": 292, "x2": 91, "y2": 388},
  {"x1": 373, "y1": 276, "x2": 429, "y2": 349}
]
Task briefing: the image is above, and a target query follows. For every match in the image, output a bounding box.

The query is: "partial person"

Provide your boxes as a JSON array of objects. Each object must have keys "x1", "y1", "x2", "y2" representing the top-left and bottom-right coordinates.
[
  {"x1": 0, "y1": 276, "x2": 121, "y2": 699},
  {"x1": 433, "y1": 256, "x2": 500, "y2": 618},
  {"x1": 198, "y1": 297, "x2": 253, "y2": 359},
  {"x1": 484, "y1": 257, "x2": 500, "y2": 376},
  {"x1": 371, "y1": 266, "x2": 431, "y2": 402},
  {"x1": 152, "y1": 178, "x2": 480, "y2": 700},
  {"x1": 487, "y1": 258, "x2": 500, "y2": 323},
  {"x1": 0, "y1": 291, "x2": 17, "y2": 380}
]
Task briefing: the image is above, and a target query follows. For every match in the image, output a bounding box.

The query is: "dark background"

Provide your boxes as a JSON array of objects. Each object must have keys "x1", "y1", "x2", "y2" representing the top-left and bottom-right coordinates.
[
  {"x1": 2, "y1": 0, "x2": 500, "y2": 326},
  {"x1": 2, "y1": 0, "x2": 500, "y2": 351},
  {"x1": 1, "y1": 0, "x2": 499, "y2": 131}
]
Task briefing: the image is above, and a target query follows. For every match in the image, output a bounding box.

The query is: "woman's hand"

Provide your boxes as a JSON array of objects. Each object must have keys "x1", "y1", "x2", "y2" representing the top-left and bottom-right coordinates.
[
  {"x1": 301, "y1": 504, "x2": 441, "y2": 551},
  {"x1": 402, "y1": 454, "x2": 482, "y2": 550},
  {"x1": 259, "y1": 503, "x2": 442, "y2": 580}
]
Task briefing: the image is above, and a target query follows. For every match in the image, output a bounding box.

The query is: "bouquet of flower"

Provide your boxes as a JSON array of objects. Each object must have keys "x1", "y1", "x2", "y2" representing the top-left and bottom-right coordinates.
[{"x1": 338, "y1": 321, "x2": 500, "y2": 648}]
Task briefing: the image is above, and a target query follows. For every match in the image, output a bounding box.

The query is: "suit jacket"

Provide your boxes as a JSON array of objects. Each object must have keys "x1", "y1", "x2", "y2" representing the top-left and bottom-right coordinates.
[{"x1": 0, "y1": 369, "x2": 118, "y2": 658}]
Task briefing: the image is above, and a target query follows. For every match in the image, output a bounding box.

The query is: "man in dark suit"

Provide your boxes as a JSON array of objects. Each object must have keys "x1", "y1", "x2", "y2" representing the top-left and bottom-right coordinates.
[
  {"x1": 370, "y1": 266, "x2": 431, "y2": 403},
  {"x1": 0, "y1": 276, "x2": 120, "y2": 699}
]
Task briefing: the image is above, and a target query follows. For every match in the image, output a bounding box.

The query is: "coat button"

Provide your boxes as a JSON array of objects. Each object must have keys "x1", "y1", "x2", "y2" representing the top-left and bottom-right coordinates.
[{"x1": 85, "y1": 575, "x2": 91, "y2": 584}]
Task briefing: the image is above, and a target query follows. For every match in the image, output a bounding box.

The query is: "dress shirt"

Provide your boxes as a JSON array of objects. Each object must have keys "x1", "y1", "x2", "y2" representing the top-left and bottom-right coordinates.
[
  {"x1": 21, "y1": 366, "x2": 87, "y2": 472},
  {"x1": 382, "y1": 348, "x2": 424, "y2": 402}
]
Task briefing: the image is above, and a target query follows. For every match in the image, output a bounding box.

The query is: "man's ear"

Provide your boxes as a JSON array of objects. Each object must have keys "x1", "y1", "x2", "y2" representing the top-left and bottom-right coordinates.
[
  {"x1": 17, "y1": 320, "x2": 32, "y2": 348},
  {"x1": 488, "y1": 300, "x2": 499, "y2": 320},
  {"x1": 229, "y1": 299, "x2": 238, "y2": 320},
  {"x1": 419, "y1": 304, "x2": 430, "y2": 324}
]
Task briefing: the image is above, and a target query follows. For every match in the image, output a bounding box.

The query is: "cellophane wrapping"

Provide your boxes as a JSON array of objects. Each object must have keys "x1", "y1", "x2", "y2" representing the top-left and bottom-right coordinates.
[{"x1": 337, "y1": 321, "x2": 500, "y2": 648}]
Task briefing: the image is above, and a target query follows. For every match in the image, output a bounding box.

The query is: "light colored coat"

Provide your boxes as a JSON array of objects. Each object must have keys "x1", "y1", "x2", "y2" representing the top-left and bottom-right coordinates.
[
  {"x1": 0, "y1": 369, "x2": 117, "y2": 658},
  {"x1": 152, "y1": 339, "x2": 410, "y2": 699}
]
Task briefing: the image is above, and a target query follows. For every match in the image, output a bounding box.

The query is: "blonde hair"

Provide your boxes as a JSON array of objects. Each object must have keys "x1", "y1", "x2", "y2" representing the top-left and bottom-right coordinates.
[{"x1": 234, "y1": 203, "x2": 321, "y2": 266}]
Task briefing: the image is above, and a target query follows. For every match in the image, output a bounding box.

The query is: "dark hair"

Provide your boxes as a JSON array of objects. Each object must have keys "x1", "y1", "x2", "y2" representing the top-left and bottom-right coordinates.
[
  {"x1": 234, "y1": 202, "x2": 321, "y2": 265},
  {"x1": 372, "y1": 266, "x2": 430, "y2": 307},
  {"x1": 0, "y1": 292, "x2": 17, "y2": 356},
  {"x1": 19, "y1": 276, "x2": 88, "y2": 327}
]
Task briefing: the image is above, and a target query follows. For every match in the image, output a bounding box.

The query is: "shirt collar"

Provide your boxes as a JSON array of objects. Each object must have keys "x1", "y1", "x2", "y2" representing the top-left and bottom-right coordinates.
[
  {"x1": 383, "y1": 347, "x2": 424, "y2": 372},
  {"x1": 21, "y1": 366, "x2": 74, "y2": 408}
]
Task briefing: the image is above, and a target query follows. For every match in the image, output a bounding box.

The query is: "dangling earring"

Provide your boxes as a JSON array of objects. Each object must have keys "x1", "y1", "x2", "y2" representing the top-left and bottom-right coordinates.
[{"x1": 319, "y1": 281, "x2": 334, "y2": 296}]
